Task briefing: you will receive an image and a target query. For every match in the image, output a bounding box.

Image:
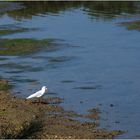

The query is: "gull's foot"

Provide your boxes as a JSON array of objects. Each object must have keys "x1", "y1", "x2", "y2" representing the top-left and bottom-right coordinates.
[{"x1": 32, "y1": 99, "x2": 48, "y2": 104}]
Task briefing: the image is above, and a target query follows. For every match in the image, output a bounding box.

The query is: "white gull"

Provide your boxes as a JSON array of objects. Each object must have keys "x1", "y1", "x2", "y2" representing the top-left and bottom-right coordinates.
[{"x1": 26, "y1": 86, "x2": 47, "y2": 99}]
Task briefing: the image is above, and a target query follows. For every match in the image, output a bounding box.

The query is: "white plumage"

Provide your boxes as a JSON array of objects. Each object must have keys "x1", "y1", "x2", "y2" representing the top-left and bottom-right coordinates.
[{"x1": 26, "y1": 86, "x2": 47, "y2": 99}]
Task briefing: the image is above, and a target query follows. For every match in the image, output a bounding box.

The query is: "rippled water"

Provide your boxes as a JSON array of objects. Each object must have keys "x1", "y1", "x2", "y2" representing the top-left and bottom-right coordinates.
[{"x1": 0, "y1": 2, "x2": 140, "y2": 138}]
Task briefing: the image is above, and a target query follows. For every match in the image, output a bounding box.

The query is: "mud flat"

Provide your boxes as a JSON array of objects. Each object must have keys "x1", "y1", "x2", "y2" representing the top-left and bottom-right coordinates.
[{"x1": 0, "y1": 79, "x2": 123, "y2": 139}]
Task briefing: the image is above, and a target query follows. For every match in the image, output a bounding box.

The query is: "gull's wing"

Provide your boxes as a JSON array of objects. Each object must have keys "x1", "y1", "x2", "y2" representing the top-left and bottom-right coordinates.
[{"x1": 26, "y1": 90, "x2": 42, "y2": 99}]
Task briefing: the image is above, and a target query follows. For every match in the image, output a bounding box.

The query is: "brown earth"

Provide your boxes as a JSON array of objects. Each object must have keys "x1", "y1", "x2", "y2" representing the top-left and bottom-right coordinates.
[{"x1": 0, "y1": 79, "x2": 123, "y2": 139}]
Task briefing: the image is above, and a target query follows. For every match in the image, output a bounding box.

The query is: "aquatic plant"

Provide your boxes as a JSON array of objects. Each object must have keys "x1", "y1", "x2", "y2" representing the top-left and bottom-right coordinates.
[
  {"x1": 0, "y1": 79, "x2": 12, "y2": 91},
  {"x1": 0, "y1": 38, "x2": 50, "y2": 55},
  {"x1": 121, "y1": 20, "x2": 140, "y2": 31}
]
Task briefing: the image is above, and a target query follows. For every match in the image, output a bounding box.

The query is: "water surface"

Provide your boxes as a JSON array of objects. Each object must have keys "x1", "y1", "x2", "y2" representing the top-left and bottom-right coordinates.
[{"x1": 0, "y1": 2, "x2": 140, "y2": 138}]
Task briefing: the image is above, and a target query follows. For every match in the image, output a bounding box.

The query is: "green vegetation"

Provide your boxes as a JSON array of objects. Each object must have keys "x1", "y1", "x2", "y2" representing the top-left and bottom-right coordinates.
[
  {"x1": 0, "y1": 24, "x2": 37, "y2": 37},
  {"x1": 4, "y1": 2, "x2": 140, "y2": 20},
  {"x1": 61, "y1": 80, "x2": 75, "y2": 83},
  {"x1": 0, "y1": 57, "x2": 9, "y2": 61},
  {"x1": 74, "y1": 85, "x2": 101, "y2": 90},
  {"x1": 83, "y1": 2, "x2": 138, "y2": 19},
  {"x1": 0, "y1": 62, "x2": 44, "y2": 73},
  {"x1": 0, "y1": 111, "x2": 8, "y2": 116},
  {"x1": 0, "y1": 2, "x2": 23, "y2": 14},
  {"x1": 121, "y1": 20, "x2": 140, "y2": 31},
  {"x1": 6, "y1": 2, "x2": 82, "y2": 20},
  {"x1": 49, "y1": 56, "x2": 71, "y2": 63},
  {"x1": 0, "y1": 79, "x2": 12, "y2": 91},
  {"x1": 0, "y1": 28, "x2": 26, "y2": 36},
  {"x1": 0, "y1": 39, "x2": 50, "y2": 55}
]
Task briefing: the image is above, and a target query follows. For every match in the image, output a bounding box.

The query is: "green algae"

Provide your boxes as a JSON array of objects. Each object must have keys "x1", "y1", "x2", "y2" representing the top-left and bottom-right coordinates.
[
  {"x1": 0, "y1": 63, "x2": 32, "y2": 69},
  {"x1": 0, "y1": 24, "x2": 38, "y2": 37},
  {"x1": 61, "y1": 80, "x2": 75, "y2": 83},
  {"x1": 0, "y1": 62, "x2": 44, "y2": 73},
  {"x1": 48, "y1": 56, "x2": 72, "y2": 63},
  {"x1": 3, "y1": 2, "x2": 140, "y2": 21},
  {"x1": 0, "y1": 111, "x2": 8, "y2": 116},
  {"x1": 0, "y1": 28, "x2": 26, "y2": 36},
  {"x1": 0, "y1": 79, "x2": 12, "y2": 91},
  {"x1": 11, "y1": 78, "x2": 37, "y2": 83},
  {"x1": 0, "y1": 2, "x2": 24, "y2": 14},
  {"x1": 0, "y1": 57, "x2": 9, "y2": 61},
  {"x1": 120, "y1": 20, "x2": 140, "y2": 31},
  {"x1": 74, "y1": 85, "x2": 101, "y2": 90},
  {"x1": 0, "y1": 38, "x2": 50, "y2": 56}
]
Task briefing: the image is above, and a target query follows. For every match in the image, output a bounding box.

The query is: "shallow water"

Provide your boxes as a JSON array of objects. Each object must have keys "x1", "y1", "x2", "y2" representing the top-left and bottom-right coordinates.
[{"x1": 0, "y1": 2, "x2": 140, "y2": 138}]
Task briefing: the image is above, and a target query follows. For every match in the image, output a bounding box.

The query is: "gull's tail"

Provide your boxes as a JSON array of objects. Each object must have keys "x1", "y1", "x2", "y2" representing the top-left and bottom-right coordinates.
[{"x1": 26, "y1": 94, "x2": 36, "y2": 99}]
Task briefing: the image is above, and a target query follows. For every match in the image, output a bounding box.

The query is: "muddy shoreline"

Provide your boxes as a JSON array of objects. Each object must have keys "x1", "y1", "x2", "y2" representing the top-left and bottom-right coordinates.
[{"x1": 0, "y1": 79, "x2": 123, "y2": 139}]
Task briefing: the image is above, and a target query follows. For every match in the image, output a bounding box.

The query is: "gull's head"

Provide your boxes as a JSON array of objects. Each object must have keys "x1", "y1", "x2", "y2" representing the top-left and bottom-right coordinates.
[{"x1": 42, "y1": 86, "x2": 48, "y2": 92}]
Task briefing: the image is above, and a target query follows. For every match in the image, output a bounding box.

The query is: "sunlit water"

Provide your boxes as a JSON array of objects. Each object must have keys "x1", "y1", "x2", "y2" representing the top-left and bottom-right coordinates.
[{"x1": 0, "y1": 3, "x2": 140, "y2": 138}]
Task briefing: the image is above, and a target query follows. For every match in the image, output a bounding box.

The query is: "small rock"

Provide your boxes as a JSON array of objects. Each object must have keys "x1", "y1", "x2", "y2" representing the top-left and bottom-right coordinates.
[
  {"x1": 110, "y1": 104, "x2": 114, "y2": 107},
  {"x1": 115, "y1": 121, "x2": 120, "y2": 124},
  {"x1": 80, "y1": 101, "x2": 83, "y2": 104}
]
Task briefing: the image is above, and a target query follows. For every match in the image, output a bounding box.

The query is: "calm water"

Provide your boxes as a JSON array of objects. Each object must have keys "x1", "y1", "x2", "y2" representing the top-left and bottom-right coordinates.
[{"x1": 0, "y1": 2, "x2": 140, "y2": 138}]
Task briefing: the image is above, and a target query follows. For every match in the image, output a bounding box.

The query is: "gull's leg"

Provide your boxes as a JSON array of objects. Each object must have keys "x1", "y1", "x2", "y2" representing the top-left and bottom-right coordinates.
[
  {"x1": 40, "y1": 96, "x2": 43, "y2": 103},
  {"x1": 38, "y1": 98, "x2": 40, "y2": 104},
  {"x1": 39, "y1": 98, "x2": 41, "y2": 103},
  {"x1": 38, "y1": 97, "x2": 43, "y2": 104}
]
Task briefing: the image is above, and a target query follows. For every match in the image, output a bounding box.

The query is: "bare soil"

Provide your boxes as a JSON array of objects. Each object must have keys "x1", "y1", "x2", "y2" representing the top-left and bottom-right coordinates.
[{"x1": 0, "y1": 79, "x2": 123, "y2": 139}]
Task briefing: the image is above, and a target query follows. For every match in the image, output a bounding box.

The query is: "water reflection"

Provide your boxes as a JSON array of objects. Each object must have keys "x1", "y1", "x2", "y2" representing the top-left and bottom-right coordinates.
[
  {"x1": 83, "y1": 2, "x2": 140, "y2": 19},
  {"x1": 2, "y1": 2, "x2": 140, "y2": 20}
]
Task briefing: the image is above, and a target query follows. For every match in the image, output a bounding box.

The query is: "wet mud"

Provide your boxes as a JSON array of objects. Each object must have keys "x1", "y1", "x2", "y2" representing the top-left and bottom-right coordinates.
[{"x1": 0, "y1": 79, "x2": 123, "y2": 139}]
